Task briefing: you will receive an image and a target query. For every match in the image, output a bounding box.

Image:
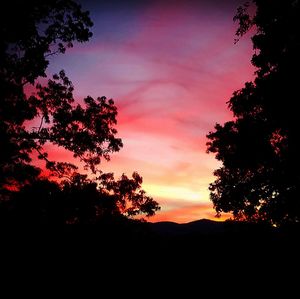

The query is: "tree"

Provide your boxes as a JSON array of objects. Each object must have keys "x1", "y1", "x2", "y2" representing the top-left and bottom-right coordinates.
[
  {"x1": 0, "y1": 0, "x2": 122, "y2": 192},
  {"x1": 97, "y1": 172, "x2": 160, "y2": 218},
  {"x1": 206, "y1": 0, "x2": 300, "y2": 226},
  {"x1": 0, "y1": 0, "x2": 160, "y2": 221},
  {"x1": 3, "y1": 172, "x2": 160, "y2": 226}
]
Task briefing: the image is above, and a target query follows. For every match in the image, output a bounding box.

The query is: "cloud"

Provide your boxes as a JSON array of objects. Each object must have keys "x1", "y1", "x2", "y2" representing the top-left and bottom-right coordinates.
[{"x1": 45, "y1": 0, "x2": 254, "y2": 222}]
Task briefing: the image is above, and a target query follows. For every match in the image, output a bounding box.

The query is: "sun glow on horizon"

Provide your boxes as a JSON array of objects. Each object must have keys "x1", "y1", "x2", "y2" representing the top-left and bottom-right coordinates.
[{"x1": 143, "y1": 184, "x2": 208, "y2": 202}]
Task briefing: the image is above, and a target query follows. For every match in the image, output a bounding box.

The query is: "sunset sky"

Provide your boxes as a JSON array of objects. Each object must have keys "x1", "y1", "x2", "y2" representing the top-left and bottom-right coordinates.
[{"x1": 46, "y1": 0, "x2": 255, "y2": 223}]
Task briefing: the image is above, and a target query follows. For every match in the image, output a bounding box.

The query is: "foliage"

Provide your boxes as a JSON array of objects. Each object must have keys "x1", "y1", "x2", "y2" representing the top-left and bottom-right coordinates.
[
  {"x1": 0, "y1": 0, "x2": 123, "y2": 191},
  {"x1": 0, "y1": 172, "x2": 160, "y2": 226},
  {"x1": 0, "y1": 0, "x2": 160, "y2": 222},
  {"x1": 207, "y1": 0, "x2": 300, "y2": 225},
  {"x1": 97, "y1": 171, "x2": 160, "y2": 218}
]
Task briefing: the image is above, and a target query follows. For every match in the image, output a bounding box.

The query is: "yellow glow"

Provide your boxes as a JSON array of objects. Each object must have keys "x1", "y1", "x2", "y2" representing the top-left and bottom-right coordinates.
[{"x1": 144, "y1": 184, "x2": 209, "y2": 203}]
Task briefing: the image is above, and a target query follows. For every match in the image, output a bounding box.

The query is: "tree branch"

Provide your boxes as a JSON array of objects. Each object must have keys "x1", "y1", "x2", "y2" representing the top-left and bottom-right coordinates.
[
  {"x1": 44, "y1": 49, "x2": 60, "y2": 58},
  {"x1": 33, "y1": 146, "x2": 73, "y2": 181},
  {"x1": 38, "y1": 116, "x2": 44, "y2": 133}
]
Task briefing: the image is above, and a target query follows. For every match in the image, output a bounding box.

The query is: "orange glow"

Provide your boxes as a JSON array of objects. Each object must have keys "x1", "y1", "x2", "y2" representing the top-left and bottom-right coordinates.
[{"x1": 149, "y1": 202, "x2": 230, "y2": 224}]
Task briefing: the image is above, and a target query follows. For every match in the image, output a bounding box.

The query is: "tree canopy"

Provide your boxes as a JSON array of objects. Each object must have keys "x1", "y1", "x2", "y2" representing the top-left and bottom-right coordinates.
[
  {"x1": 207, "y1": 0, "x2": 300, "y2": 226},
  {"x1": 1, "y1": 172, "x2": 159, "y2": 226},
  {"x1": 0, "y1": 0, "x2": 160, "y2": 224}
]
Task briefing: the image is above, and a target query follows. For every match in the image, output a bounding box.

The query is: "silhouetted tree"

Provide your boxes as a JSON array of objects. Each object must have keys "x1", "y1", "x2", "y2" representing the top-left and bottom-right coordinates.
[
  {"x1": 62, "y1": 172, "x2": 160, "y2": 224},
  {"x1": 0, "y1": 0, "x2": 123, "y2": 193},
  {"x1": 207, "y1": 0, "x2": 300, "y2": 226},
  {"x1": 8, "y1": 180, "x2": 62, "y2": 225},
  {"x1": 3, "y1": 172, "x2": 160, "y2": 226},
  {"x1": 97, "y1": 172, "x2": 160, "y2": 218},
  {"x1": 0, "y1": 0, "x2": 160, "y2": 223}
]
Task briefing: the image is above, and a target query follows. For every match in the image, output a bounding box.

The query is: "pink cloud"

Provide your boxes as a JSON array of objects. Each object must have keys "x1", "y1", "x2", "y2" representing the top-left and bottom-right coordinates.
[{"x1": 44, "y1": 0, "x2": 254, "y2": 222}]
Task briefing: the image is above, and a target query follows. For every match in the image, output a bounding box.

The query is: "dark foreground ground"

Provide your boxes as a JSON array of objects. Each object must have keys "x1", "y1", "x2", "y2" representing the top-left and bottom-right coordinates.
[
  {"x1": 1, "y1": 219, "x2": 299, "y2": 295},
  {"x1": 1, "y1": 219, "x2": 299, "y2": 259}
]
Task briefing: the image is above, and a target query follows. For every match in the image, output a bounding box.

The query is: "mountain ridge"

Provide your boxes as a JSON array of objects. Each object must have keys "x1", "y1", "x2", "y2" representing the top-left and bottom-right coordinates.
[{"x1": 148, "y1": 218, "x2": 226, "y2": 235}]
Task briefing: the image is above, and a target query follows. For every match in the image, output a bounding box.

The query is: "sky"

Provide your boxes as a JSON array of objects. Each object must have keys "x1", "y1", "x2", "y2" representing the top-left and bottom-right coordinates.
[{"x1": 46, "y1": 0, "x2": 255, "y2": 223}]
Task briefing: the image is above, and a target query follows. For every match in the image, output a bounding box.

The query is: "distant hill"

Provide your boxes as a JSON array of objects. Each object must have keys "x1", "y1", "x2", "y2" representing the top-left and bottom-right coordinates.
[{"x1": 148, "y1": 219, "x2": 226, "y2": 236}]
